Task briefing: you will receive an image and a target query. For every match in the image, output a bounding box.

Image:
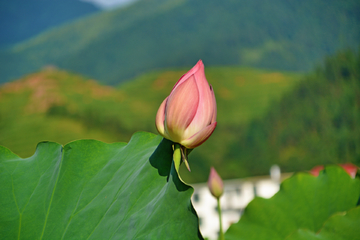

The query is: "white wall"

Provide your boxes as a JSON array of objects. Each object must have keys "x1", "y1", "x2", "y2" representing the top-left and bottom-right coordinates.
[{"x1": 192, "y1": 171, "x2": 290, "y2": 240}]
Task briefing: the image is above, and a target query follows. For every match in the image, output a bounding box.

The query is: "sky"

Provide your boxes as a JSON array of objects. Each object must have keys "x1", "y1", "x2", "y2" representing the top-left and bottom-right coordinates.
[{"x1": 80, "y1": 0, "x2": 138, "y2": 9}]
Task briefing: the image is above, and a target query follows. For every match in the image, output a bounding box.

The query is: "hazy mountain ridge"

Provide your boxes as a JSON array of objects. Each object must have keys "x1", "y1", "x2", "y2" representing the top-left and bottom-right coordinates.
[
  {"x1": 0, "y1": 0, "x2": 100, "y2": 48},
  {"x1": 0, "y1": 0, "x2": 358, "y2": 84}
]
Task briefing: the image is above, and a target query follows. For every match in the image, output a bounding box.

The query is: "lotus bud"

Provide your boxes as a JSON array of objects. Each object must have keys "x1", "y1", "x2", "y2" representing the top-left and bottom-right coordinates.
[
  {"x1": 208, "y1": 167, "x2": 223, "y2": 199},
  {"x1": 155, "y1": 60, "x2": 217, "y2": 149}
]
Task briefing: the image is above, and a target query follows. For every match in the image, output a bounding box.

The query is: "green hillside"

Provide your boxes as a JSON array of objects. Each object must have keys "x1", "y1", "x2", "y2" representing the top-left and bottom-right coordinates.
[
  {"x1": 0, "y1": 69, "x2": 120, "y2": 156},
  {"x1": 0, "y1": 0, "x2": 359, "y2": 84},
  {"x1": 0, "y1": 65, "x2": 301, "y2": 183},
  {"x1": 0, "y1": 0, "x2": 100, "y2": 48},
  {"x1": 223, "y1": 49, "x2": 360, "y2": 180}
]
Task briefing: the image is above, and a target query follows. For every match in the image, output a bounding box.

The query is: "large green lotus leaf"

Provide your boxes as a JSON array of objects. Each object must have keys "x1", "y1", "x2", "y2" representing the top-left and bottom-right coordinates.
[
  {"x1": 225, "y1": 166, "x2": 360, "y2": 240},
  {"x1": 0, "y1": 132, "x2": 203, "y2": 240},
  {"x1": 286, "y1": 206, "x2": 360, "y2": 240}
]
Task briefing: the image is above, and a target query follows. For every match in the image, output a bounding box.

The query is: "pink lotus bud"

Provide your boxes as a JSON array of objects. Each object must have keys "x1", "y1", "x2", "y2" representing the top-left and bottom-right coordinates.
[
  {"x1": 155, "y1": 60, "x2": 217, "y2": 149},
  {"x1": 208, "y1": 167, "x2": 224, "y2": 199}
]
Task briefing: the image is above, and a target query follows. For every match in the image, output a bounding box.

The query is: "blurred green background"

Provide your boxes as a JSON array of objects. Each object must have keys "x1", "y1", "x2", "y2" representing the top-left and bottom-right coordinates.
[{"x1": 0, "y1": 0, "x2": 359, "y2": 183}]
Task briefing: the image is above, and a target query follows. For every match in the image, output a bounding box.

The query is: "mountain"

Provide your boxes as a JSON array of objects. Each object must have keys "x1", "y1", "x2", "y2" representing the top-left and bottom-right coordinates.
[
  {"x1": 223, "y1": 49, "x2": 360, "y2": 180},
  {"x1": 0, "y1": 0, "x2": 359, "y2": 84},
  {"x1": 0, "y1": 65, "x2": 301, "y2": 182},
  {"x1": 0, "y1": 0, "x2": 100, "y2": 48}
]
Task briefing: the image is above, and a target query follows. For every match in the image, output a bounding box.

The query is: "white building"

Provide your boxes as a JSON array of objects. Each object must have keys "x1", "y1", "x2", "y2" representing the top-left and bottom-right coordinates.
[{"x1": 191, "y1": 166, "x2": 291, "y2": 240}]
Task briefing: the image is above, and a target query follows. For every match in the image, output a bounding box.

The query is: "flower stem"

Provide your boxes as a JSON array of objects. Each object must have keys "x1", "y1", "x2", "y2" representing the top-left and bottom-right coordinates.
[
  {"x1": 173, "y1": 143, "x2": 188, "y2": 184},
  {"x1": 173, "y1": 143, "x2": 182, "y2": 173},
  {"x1": 217, "y1": 198, "x2": 224, "y2": 240}
]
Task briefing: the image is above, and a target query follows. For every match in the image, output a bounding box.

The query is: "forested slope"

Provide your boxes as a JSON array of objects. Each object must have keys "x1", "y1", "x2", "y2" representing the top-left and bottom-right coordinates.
[{"x1": 222, "y1": 49, "x2": 360, "y2": 180}]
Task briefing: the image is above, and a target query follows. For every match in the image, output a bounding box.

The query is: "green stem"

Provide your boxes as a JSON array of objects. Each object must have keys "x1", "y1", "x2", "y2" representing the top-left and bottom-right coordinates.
[
  {"x1": 217, "y1": 198, "x2": 224, "y2": 240},
  {"x1": 173, "y1": 143, "x2": 182, "y2": 174},
  {"x1": 173, "y1": 143, "x2": 186, "y2": 183}
]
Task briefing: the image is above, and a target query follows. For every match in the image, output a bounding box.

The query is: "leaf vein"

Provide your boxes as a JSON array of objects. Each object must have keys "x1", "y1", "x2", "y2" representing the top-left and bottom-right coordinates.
[{"x1": 39, "y1": 150, "x2": 64, "y2": 240}]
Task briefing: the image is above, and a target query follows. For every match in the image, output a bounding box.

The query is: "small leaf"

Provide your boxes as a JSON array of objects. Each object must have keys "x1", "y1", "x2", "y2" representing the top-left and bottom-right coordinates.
[
  {"x1": 287, "y1": 206, "x2": 360, "y2": 240},
  {"x1": 225, "y1": 166, "x2": 360, "y2": 240},
  {"x1": 0, "y1": 132, "x2": 203, "y2": 240}
]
